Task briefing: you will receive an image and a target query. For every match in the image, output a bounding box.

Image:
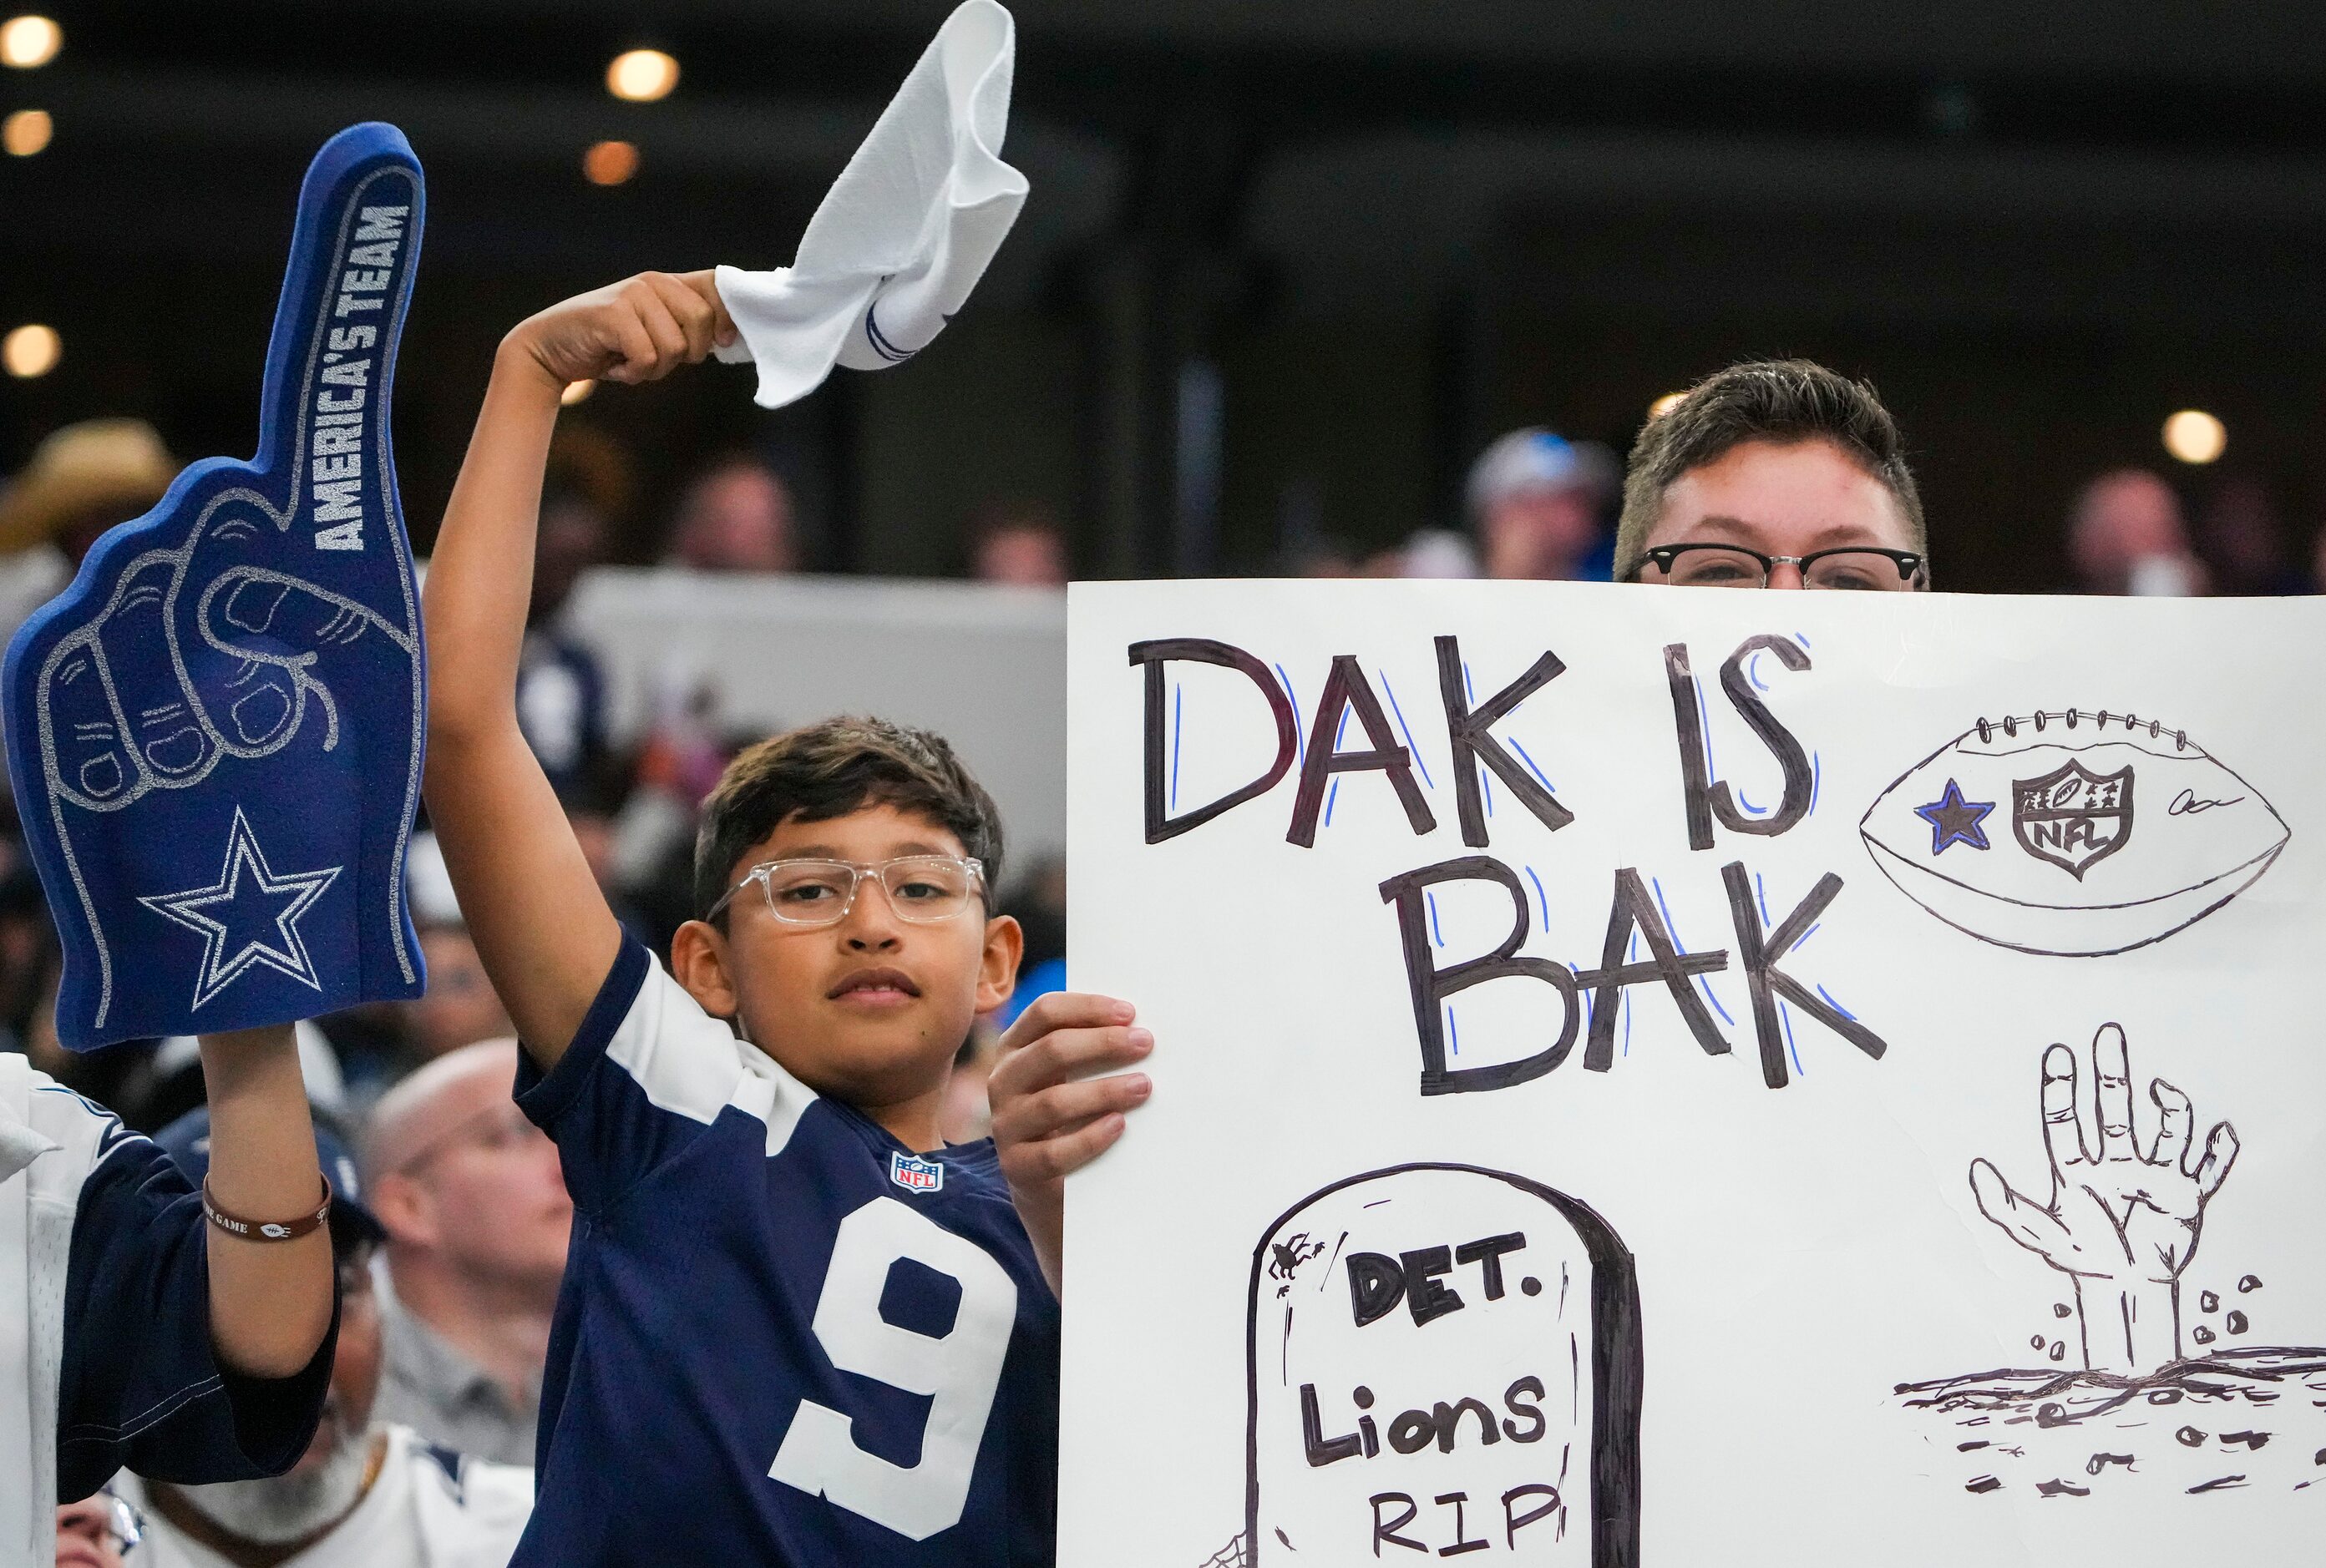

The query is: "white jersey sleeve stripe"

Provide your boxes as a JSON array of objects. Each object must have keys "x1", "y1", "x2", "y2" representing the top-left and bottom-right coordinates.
[
  {"x1": 603, "y1": 953, "x2": 819, "y2": 1152},
  {"x1": 58, "y1": 1374, "x2": 224, "y2": 1442},
  {"x1": 728, "y1": 1055, "x2": 818, "y2": 1159},
  {"x1": 523, "y1": 937, "x2": 821, "y2": 1215},
  {"x1": 605, "y1": 959, "x2": 758, "y2": 1126}
]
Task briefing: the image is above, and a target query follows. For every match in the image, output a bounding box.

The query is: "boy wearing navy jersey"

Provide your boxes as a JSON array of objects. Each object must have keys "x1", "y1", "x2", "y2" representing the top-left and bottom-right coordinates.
[{"x1": 422, "y1": 271, "x2": 1157, "y2": 1565}]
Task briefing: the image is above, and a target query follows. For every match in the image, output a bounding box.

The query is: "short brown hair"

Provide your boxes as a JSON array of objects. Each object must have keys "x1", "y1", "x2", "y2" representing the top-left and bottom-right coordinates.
[
  {"x1": 1615, "y1": 359, "x2": 1926, "y2": 578},
  {"x1": 693, "y1": 716, "x2": 1005, "y2": 921}
]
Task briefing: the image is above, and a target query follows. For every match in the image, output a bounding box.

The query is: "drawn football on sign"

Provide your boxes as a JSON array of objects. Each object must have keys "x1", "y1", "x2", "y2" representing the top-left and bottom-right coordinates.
[{"x1": 1860, "y1": 710, "x2": 2288, "y2": 957}]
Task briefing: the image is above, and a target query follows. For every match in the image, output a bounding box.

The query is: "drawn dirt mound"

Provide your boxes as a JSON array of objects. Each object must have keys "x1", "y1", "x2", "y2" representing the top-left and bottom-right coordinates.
[{"x1": 1898, "y1": 1348, "x2": 2326, "y2": 1498}]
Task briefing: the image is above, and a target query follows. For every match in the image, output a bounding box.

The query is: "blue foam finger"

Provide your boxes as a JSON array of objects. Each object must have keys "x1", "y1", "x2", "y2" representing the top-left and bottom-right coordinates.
[{"x1": 3, "y1": 124, "x2": 428, "y2": 1050}]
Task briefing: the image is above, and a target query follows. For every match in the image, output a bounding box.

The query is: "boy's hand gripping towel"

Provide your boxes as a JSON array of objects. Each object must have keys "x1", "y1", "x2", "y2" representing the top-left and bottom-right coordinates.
[
  {"x1": 714, "y1": 0, "x2": 1028, "y2": 410},
  {"x1": 3, "y1": 124, "x2": 428, "y2": 1050}
]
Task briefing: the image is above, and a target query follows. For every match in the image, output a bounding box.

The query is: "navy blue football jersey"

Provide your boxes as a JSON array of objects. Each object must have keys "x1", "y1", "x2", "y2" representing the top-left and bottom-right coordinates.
[{"x1": 513, "y1": 937, "x2": 1060, "y2": 1565}]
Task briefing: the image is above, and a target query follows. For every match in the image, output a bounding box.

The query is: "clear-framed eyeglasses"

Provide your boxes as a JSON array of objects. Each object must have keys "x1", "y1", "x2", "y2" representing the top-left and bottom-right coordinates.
[
  {"x1": 707, "y1": 854, "x2": 987, "y2": 928},
  {"x1": 1629, "y1": 543, "x2": 1927, "y2": 590}
]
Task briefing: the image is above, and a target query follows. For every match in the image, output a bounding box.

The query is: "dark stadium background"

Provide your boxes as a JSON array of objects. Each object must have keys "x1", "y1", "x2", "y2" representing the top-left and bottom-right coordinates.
[{"x1": 8, "y1": 0, "x2": 2326, "y2": 591}]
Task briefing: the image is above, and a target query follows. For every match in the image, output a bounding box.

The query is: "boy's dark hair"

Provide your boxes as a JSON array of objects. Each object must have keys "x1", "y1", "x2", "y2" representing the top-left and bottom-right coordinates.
[
  {"x1": 1615, "y1": 359, "x2": 1926, "y2": 578},
  {"x1": 693, "y1": 716, "x2": 1006, "y2": 922}
]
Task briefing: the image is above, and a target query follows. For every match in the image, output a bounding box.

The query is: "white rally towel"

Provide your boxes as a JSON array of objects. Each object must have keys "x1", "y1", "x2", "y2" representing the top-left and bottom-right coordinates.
[{"x1": 714, "y1": 0, "x2": 1029, "y2": 409}]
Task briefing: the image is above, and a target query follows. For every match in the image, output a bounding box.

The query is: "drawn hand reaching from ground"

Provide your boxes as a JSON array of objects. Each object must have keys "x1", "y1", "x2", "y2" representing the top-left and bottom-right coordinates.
[{"x1": 1969, "y1": 1023, "x2": 2237, "y2": 1375}]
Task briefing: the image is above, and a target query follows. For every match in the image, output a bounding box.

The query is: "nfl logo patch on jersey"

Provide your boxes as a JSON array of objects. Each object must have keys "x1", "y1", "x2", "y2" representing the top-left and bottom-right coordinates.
[{"x1": 890, "y1": 1151, "x2": 945, "y2": 1193}]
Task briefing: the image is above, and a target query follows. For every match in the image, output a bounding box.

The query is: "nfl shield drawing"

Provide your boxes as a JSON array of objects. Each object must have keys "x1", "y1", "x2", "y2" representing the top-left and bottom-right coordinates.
[{"x1": 2012, "y1": 759, "x2": 2134, "y2": 879}]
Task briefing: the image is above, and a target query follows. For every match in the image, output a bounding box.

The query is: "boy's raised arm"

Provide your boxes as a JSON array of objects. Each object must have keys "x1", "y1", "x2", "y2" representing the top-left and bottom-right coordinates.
[{"x1": 423, "y1": 271, "x2": 734, "y2": 1066}]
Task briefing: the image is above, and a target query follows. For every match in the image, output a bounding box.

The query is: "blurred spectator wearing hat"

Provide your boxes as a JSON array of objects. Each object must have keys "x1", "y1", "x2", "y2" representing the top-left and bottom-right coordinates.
[
  {"x1": 1464, "y1": 427, "x2": 1620, "y2": 580},
  {"x1": 2066, "y1": 468, "x2": 2208, "y2": 596},
  {"x1": 112, "y1": 1107, "x2": 533, "y2": 1567},
  {"x1": 0, "y1": 419, "x2": 175, "y2": 646},
  {"x1": 111, "y1": 1023, "x2": 351, "y2": 1137},
  {"x1": 364, "y1": 1041, "x2": 570, "y2": 1467},
  {"x1": 312, "y1": 839, "x2": 515, "y2": 1104},
  {"x1": 403, "y1": 927, "x2": 514, "y2": 1067}
]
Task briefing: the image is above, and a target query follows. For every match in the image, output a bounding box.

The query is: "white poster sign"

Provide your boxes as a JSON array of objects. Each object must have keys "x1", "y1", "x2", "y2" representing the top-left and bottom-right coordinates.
[{"x1": 1061, "y1": 579, "x2": 2325, "y2": 1566}]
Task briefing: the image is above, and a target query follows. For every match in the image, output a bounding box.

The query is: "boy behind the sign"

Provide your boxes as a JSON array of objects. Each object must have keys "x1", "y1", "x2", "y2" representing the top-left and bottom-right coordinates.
[{"x1": 421, "y1": 271, "x2": 1153, "y2": 1563}]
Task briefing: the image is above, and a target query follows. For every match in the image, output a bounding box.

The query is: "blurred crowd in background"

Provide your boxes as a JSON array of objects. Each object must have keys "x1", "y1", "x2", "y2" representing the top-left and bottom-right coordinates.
[
  {"x1": 3, "y1": 377, "x2": 2321, "y2": 1557},
  {"x1": 0, "y1": 419, "x2": 1077, "y2": 1034},
  {"x1": 0, "y1": 397, "x2": 2312, "y2": 1113},
  {"x1": 18, "y1": 0, "x2": 2326, "y2": 1556}
]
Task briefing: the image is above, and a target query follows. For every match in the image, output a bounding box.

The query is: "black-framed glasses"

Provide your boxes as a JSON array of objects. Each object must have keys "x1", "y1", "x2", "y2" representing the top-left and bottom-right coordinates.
[
  {"x1": 1629, "y1": 543, "x2": 1926, "y2": 590},
  {"x1": 707, "y1": 854, "x2": 987, "y2": 929}
]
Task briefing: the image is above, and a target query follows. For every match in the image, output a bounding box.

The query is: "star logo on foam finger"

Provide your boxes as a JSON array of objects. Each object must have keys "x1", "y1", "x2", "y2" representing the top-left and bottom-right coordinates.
[
  {"x1": 1913, "y1": 777, "x2": 1994, "y2": 856},
  {"x1": 139, "y1": 807, "x2": 340, "y2": 1009}
]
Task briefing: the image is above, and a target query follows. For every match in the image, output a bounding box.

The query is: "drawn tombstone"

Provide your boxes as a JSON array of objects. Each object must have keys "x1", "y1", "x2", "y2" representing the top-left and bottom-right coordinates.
[{"x1": 1246, "y1": 1165, "x2": 1640, "y2": 1565}]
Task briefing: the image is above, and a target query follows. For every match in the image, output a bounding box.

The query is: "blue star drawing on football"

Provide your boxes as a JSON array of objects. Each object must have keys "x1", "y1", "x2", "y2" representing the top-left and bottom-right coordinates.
[
  {"x1": 1, "y1": 123, "x2": 428, "y2": 1048},
  {"x1": 1859, "y1": 709, "x2": 2288, "y2": 957}
]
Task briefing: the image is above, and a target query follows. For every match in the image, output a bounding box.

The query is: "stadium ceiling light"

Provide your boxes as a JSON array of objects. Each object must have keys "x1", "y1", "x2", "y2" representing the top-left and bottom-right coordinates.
[
  {"x1": 3, "y1": 322, "x2": 60, "y2": 378},
  {"x1": 0, "y1": 14, "x2": 60, "y2": 68},
  {"x1": 560, "y1": 379, "x2": 595, "y2": 406},
  {"x1": 582, "y1": 139, "x2": 640, "y2": 186},
  {"x1": 606, "y1": 48, "x2": 679, "y2": 103},
  {"x1": 2, "y1": 106, "x2": 49, "y2": 155},
  {"x1": 1649, "y1": 391, "x2": 1687, "y2": 419},
  {"x1": 2162, "y1": 409, "x2": 2226, "y2": 465}
]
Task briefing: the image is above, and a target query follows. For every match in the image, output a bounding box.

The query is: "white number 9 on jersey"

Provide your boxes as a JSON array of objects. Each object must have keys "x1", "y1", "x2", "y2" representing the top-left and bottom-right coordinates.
[{"x1": 769, "y1": 1196, "x2": 1019, "y2": 1539}]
